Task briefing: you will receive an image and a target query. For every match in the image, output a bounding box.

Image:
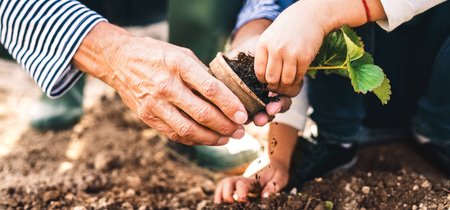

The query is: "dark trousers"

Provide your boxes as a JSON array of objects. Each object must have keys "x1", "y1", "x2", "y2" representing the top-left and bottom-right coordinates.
[{"x1": 308, "y1": 1, "x2": 450, "y2": 144}]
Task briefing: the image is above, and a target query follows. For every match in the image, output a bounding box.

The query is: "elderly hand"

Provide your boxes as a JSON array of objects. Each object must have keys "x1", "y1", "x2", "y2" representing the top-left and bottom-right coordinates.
[{"x1": 73, "y1": 22, "x2": 248, "y2": 145}]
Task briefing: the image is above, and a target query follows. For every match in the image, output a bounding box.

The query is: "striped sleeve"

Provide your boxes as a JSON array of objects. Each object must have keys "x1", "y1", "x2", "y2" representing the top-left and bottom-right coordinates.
[
  {"x1": 234, "y1": 0, "x2": 293, "y2": 33},
  {"x1": 0, "y1": 0, "x2": 107, "y2": 98}
]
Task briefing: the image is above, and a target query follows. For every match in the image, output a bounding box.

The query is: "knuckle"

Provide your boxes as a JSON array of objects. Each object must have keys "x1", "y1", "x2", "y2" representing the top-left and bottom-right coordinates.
[
  {"x1": 178, "y1": 124, "x2": 194, "y2": 138},
  {"x1": 181, "y1": 47, "x2": 195, "y2": 56},
  {"x1": 155, "y1": 78, "x2": 172, "y2": 96},
  {"x1": 201, "y1": 78, "x2": 220, "y2": 97},
  {"x1": 194, "y1": 105, "x2": 213, "y2": 124}
]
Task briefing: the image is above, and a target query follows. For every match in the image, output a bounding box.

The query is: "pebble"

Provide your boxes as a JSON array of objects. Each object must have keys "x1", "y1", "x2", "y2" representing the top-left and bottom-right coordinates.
[
  {"x1": 196, "y1": 200, "x2": 208, "y2": 210},
  {"x1": 412, "y1": 185, "x2": 419, "y2": 191},
  {"x1": 361, "y1": 186, "x2": 370, "y2": 195},
  {"x1": 421, "y1": 180, "x2": 431, "y2": 188},
  {"x1": 314, "y1": 177, "x2": 323, "y2": 183},
  {"x1": 412, "y1": 205, "x2": 417, "y2": 210},
  {"x1": 200, "y1": 180, "x2": 215, "y2": 194},
  {"x1": 125, "y1": 189, "x2": 136, "y2": 197},
  {"x1": 138, "y1": 205, "x2": 148, "y2": 210},
  {"x1": 289, "y1": 188, "x2": 297, "y2": 195},
  {"x1": 122, "y1": 202, "x2": 133, "y2": 210},
  {"x1": 74, "y1": 206, "x2": 87, "y2": 210},
  {"x1": 43, "y1": 190, "x2": 60, "y2": 203}
]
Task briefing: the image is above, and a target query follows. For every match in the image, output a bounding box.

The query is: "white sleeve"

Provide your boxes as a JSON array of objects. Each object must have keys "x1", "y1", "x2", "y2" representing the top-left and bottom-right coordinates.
[
  {"x1": 377, "y1": 0, "x2": 446, "y2": 31},
  {"x1": 273, "y1": 79, "x2": 309, "y2": 131},
  {"x1": 0, "y1": 0, "x2": 106, "y2": 98}
]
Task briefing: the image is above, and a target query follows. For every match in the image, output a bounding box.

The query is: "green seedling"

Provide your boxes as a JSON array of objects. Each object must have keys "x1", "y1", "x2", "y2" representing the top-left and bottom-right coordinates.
[{"x1": 308, "y1": 25, "x2": 391, "y2": 104}]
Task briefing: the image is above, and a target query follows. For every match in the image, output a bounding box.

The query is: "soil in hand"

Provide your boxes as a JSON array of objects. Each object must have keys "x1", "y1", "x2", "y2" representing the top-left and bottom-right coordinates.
[{"x1": 225, "y1": 52, "x2": 273, "y2": 104}]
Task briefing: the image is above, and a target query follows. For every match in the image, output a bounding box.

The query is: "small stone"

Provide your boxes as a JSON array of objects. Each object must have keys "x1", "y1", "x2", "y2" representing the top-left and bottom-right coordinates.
[
  {"x1": 200, "y1": 180, "x2": 215, "y2": 194},
  {"x1": 412, "y1": 205, "x2": 417, "y2": 210},
  {"x1": 196, "y1": 200, "x2": 209, "y2": 210},
  {"x1": 126, "y1": 176, "x2": 142, "y2": 188},
  {"x1": 421, "y1": 180, "x2": 430, "y2": 188},
  {"x1": 125, "y1": 189, "x2": 135, "y2": 197},
  {"x1": 74, "y1": 206, "x2": 87, "y2": 210},
  {"x1": 65, "y1": 193, "x2": 75, "y2": 201},
  {"x1": 49, "y1": 201, "x2": 61, "y2": 209},
  {"x1": 360, "y1": 208, "x2": 367, "y2": 210},
  {"x1": 138, "y1": 205, "x2": 148, "y2": 210},
  {"x1": 367, "y1": 172, "x2": 372, "y2": 177},
  {"x1": 412, "y1": 185, "x2": 419, "y2": 191},
  {"x1": 289, "y1": 188, "x2": 297, "y2": 195},
  {"x1": 43, "y1": 190, "x2": 60, "y2": 203},
  {"x1": 313, "y1": 204, "x2": 326, "y2": 210},
  {"x1": 122, "y1": 202, "x2": 133, "y2": 210},
  {"x1": 314, "y1": 177, "x2": 323, "y2": 182},
  {"x1": 361, "y1": 186, "x2": 370, "y2": 195}
]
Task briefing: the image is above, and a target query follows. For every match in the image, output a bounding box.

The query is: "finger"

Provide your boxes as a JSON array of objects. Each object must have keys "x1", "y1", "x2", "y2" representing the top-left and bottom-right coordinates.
[
  {"x1": 179, "y1": 59, "x2": 248, "y2": 124},
  {"x1": 235, "y1": 180, "x2": 251, "y2": 202},
  {"x1": 266, "y1": 96, "x2": 292, "y2": 115},
  {"x1": 265, "y1": 52, "x2": 282, "y2": 90},
  {"x1": 280, "y1": 57, "x2": 297, "y2": 87},
  {"x1": 222, "y1": 178, "x2": 237, "y2": 203},
  {"x1": 151, "y1": 102, "x2": 227, "y2": 145},
  {"x1": 261, "y1": 173, "x2": 287, "y2": 198},
  {"x1": 255, "y1": 42, "x2": 268, "y2": 83},
  {"x1": 171, "y1": 87, "x2": 245, "y2": 139},
  {"x1": 293, "y1": 59, "x2": 309, "y2": 85},
  {"x1": 253, "y1": 112, "x2": 270, "y2": 126},
  {"x1": 273, "y1": 85, "x2": 302, "y2": 97},
  {"x1": 214, "y1": 180, "x2": 225, "y2": 204}
]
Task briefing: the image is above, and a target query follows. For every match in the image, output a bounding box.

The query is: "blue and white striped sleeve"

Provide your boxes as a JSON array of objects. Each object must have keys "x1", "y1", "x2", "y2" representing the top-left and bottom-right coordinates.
[
  {"x1": 235, "y1": 0, "x2": 293, "y2": 32},
  {"x1": 0, "y1": 0, "x2": 107, "y2": 98}
]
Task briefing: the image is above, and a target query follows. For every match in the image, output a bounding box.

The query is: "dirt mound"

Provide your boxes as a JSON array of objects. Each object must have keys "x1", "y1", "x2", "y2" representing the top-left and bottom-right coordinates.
[{"x1": 0, "y1": 96, "x2": 449, "y2": 209}]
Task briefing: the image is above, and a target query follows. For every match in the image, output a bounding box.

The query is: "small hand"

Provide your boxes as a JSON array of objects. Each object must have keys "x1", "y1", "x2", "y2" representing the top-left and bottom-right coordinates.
[{"x1": 214, "y1": 158, "x2": 289, "y2": 203}]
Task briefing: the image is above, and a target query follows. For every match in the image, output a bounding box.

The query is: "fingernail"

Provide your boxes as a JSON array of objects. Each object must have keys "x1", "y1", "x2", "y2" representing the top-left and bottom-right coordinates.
[
  {"x1": 263, "y1": 192, "x2": 270, "y2": 198},
  {"x1": 217, "y1": 137, "x2": 229, "y2": 145},
  {"x1": 231, "y1": 128, "x2": 245, "y2": 139},
  {"x1": 233, "y1": 111, "x2": 248, "y2": 124}
]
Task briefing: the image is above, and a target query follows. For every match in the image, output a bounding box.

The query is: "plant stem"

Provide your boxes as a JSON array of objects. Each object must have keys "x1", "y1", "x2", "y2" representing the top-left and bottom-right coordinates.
[{"x1": 307, "y1": 65, "x2": 347, "y2": 70}]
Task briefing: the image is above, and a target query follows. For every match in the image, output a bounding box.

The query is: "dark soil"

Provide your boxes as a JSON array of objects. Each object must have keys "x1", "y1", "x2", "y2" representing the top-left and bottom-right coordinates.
[
  {"x1": 0, "y1": 96, "x2": 449, "y2": 209},
  {"x1": 225, "y1": 52, "x2": 272, "y2": 104}
]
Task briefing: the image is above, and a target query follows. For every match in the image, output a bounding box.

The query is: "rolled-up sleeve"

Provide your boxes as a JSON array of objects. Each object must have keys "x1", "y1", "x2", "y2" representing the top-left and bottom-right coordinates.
[
  {"x1": 377, "y1": 0, "x2": 446, "y2": 31},
  {"x1": 0, "y1": 0, "x2": 106, "y2": 98},
  {"x1": 235, "y1": 0, "x2": 293, "y2": 32}
]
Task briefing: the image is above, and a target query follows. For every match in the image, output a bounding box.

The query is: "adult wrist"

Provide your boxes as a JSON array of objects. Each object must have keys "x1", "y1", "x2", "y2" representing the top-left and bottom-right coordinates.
[{"x1": 73, "y1": 22, "x2": 132, "y2": 85}]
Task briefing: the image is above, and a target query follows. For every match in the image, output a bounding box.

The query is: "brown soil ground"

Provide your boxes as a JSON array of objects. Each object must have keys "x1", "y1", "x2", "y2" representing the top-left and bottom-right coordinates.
[{"x1": 0, "y1": 94, "x2": 448, "y2": 210}]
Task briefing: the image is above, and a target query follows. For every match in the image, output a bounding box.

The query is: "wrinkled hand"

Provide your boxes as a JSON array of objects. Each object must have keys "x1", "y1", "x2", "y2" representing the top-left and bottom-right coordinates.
[
  {"x1": 230, "y1": 28, "x2": 292, "y2": 126},
  {"x1": 75, "y1": 23, "x2": 248, "y2": 145},
  {"x1": 214, "y1": 158, "x2": 289, "y2": 203},
  {"x1": 255, "y1": 1, "x2": 331, "y2": 97}
]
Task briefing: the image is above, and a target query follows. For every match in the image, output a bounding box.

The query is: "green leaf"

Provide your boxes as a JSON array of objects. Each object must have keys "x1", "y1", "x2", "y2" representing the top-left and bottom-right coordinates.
[
  {"x1": 343, "y1": 32, "x2": 364, "y2": 61},
  {"x1": 325, "y1": 201, "x2": 334, "y2": 210},
  {"x1": 313, "y1": 30, "x2": 347, "y2": 67},
  {"x1": 373, "y1": 77, "x2": 392, "y2": 104},
  {"x1": 340, "y1": 25, "x2": 363, "y2": 48},
  {"x1": 307, "y1": 70, "x2": 318, "y2": 78},
  {"x1": 353, "y1": 52, "x2": 374, "y2": 66},
  {"x1": 348, "y1": 63, "x2": 384, "y2": 93}
]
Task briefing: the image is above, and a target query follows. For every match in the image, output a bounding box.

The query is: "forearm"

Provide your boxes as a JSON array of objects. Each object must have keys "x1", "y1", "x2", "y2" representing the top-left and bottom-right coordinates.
[
  {"x1": 287, "y1": 0, "x2": 387, "y2": 35},
  {"x1": 268, "y1": 123, "x2": 299, "y2": 168},
  {"x1": 232, "y1": 19, "x2": 272, "y2": 50}
]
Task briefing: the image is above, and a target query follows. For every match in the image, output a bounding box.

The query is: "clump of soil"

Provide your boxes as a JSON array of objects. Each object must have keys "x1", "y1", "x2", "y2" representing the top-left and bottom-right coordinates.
[
  {"x1": 225, "y1": 52, "x2": 276, "y2": 104},
  {"x1": 0, "y1": 96, "x2": 449, "y2": 209}
]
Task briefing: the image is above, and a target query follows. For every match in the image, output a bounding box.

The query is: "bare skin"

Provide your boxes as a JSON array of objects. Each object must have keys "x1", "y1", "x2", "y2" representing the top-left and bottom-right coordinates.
[
  {"x1": 255, "y1": 0, "x2": 387, "y2": 95},
  {"x1": 215, "y1": 0, "x2": 387, "y2": 202},
  {"x1": 231, "y1": 19, "x2": 293, "y2": 126},
  {"x1": 73, "y1": 22, "x2": 250, "y2": 146},
  {"x1": 214, "y1": 123, "x2": 298, "y2": 203}
]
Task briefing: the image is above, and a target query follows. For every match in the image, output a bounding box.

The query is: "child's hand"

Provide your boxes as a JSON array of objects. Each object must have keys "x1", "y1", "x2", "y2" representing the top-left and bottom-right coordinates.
[
  {"x1": 213, "y1": 158, "x2": 289, "y2": 203},
  {"x1": 255, "y1": 0, "x2": 335, "y2": 97}
]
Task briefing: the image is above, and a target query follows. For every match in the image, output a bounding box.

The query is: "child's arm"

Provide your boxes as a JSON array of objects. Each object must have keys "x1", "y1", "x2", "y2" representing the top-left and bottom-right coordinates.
[{"x1": 254, "y1": 0, "x2": 387, "y2": 96}]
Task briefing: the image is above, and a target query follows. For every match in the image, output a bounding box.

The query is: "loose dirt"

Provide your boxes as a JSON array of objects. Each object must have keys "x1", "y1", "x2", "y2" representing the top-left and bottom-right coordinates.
[
  {"x1": 225, "y1": 53, "x2": 272, "y2": 104},
  {"x1": 0, "y1": 95, "x2": 448, "y2": 209}
]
